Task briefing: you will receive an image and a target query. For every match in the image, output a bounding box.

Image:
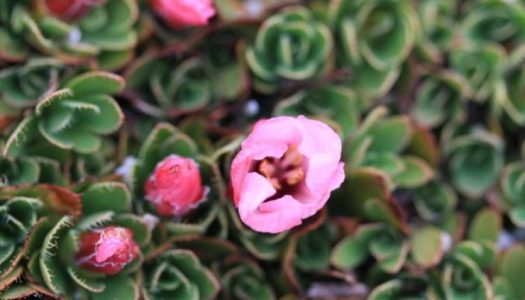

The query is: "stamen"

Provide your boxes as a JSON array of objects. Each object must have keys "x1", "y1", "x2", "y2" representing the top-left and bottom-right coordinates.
[
  {"x1": 280, "y1": 145, "x2": 303, "y2": 169},
  {"x1": 258, "y1": 159, "x2": 276, "y2": 178},
  {"x1": 282, "y1": 168, "x2": 304, "y2": 186},
  {"x1": 255, "y1": 145, "x2": 305, "y2": 192}
]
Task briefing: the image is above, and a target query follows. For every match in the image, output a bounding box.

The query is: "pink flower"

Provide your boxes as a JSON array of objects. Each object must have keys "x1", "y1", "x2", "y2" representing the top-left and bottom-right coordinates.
[
  {"x1": 41, "y1": 0, "x2": 106, "y2": 20},
  {"x1": 230, "y1": 116, "x2": 345, "y2": 233},
  {"x1": 144, "y1": 155, "x2": 206, "y2": 217},
  {"x1": 149, "y1": 0, "x2": 215, "y2": 29},
  {"x1": 76, "y1": 226, "x2": 139, "y2": 275}
]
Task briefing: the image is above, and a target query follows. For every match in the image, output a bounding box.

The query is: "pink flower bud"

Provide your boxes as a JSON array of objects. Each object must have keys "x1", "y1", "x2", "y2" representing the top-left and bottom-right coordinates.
[
  {"x1": 230, "y1": 116, "x2": 345, "y2": 233},
  {"x1": 144, "y1": 155, "x2": 205, "y2": 217},
  {"x1": 41, "y1": 0, "x2": 106, "y2": 20},
  {"x1": 76, "y1": 226, "x2": 139, "y2": 275},
  {"x1": 149, "y1": 0, "x2": 216, "y2": 29}
]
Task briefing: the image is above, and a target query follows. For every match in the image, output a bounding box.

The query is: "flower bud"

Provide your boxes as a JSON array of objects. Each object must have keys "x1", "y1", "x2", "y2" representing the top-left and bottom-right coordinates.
[
  {"x1": 149, "y1": 0, "x2": 215, "y2": 29},
  {"x1": 144, "y1": 155, "x2": 205, "y2": 217},
  {"x1": 42, "y1": 0, "x2": 106, "y2": 20},
  {"x1": 76, "y1": 226, "x2": 139, "y2": 275}
]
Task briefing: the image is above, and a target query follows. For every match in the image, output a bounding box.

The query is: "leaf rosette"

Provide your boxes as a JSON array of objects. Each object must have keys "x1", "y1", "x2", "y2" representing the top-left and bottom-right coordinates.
[
  {"x1": 18, "y1": 0, "x2": 138, "y2": 69},
  {"x1": 0, "y1": 197, "x2": 42, "y2": 289},
  {"x1": 331, "y1": 223, "x2": 408, "y2": 274},
  {"x1": 462, "y1": 0, "x2": 525, "y2": 49},
  {"x1": 500, "y1": 162, "x2": 525, "y2": 227},
  {"x1": 328, "y1": 0, "x2": 417, "y2": 99},
  {"x1": 4, "y1": 71, "x2": 124, "y2": 155},
  {"x1": 0, "y1": 58, "x2": 67, "y2": 109},
  {"x1": 411, "y1": 71, "x2": 470, "y2": 128},
  {"x1": 142, "y1": 249, "x2": 219, "y2": 300},
  {"x1": 25, "y1": 182, "x2": 150, "y2": 299},
  {"x1": 416, "y1": 0, "x2": 456, "y2": 63},
  {"x1": 245, "y1": 6, "x2": 333, "y2": 93},
  {"x1": 347, "y1": 106, "x2": 435, "y2": 189},
  {"x1": 212, "y1": 255, "x2": 275, "y2": 300},
  {"x1": 442, "y1": 125, "x2": 504, "y2": 198},
  {"x1": 126, "y1": 55, "x2": 230, "y2": 118}
]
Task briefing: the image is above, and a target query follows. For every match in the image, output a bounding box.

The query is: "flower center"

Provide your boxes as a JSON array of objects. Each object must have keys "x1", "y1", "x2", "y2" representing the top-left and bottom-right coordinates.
[{"x1": 256, "y1": 145, "x2": 305, "y2": 191}]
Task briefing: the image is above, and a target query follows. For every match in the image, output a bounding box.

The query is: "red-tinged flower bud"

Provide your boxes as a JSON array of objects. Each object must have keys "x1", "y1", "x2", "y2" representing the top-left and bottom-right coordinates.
[
  {"x1": 41, "y1": 0, "x2": 106, "y2": 20},
  {"x1": 144, "y1": 155, "x2": 206, "y2": 217},
  {"x1": 149, "y1": 0, "x2": 215, "y2": 29},
  {"x1": 76, "y1": 226, "x2": 139, "y2": 275}
]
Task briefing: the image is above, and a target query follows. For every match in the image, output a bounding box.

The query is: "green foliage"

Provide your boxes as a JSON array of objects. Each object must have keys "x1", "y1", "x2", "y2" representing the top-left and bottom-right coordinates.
[
  {"x1": 245, "y1": 6, "x2": 333, "y2": 93},
  {"x1": 143, "y1": 249, "x2": 219, "y2": 300}
]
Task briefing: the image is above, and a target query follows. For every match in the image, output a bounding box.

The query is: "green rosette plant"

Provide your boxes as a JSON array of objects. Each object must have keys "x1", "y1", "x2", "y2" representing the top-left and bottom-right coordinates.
[
  {"x1": 328, "y1": 0, "x2": 417, "y2": 99},
  {"x1": 4, "y1": 71, "x2": 124, "y2": 156},
  {"x1": 412, "y1": 180, "x2": 457, "y2": 225},
  {"x1": 245, "y1": 6, "x2": 333, "y2": 94},
  {"x1": 212, "y1": 254, "x2": 275, "y2": 300},
  {"x1": 0, "y1": 155, "x2": 63, "y2": 186},
  {"x1": 125, "y1": 54, "x2": 245, "y2": 117},
  {"x1": 462, "y1": 0, "x2": 525, "y2": 48},
  {"x1": 13, "y1": 0, "x2": 139, "y2": 69},
  {"x1": 0, "y1": 157, "x2": 40, "y2": 186},
  {"x1": 0, "y1": 58, "x2": 67, "y2": 109},
  {"x1": 0, "y1": 0, "x2": 32, "y2": 62},
  {"x1": 440, "y1": 238, "x2": 496, "y2": 299},
  {"x1": 142, "y1": 249, "x2": 220, "y2": 300},
  {"x1": 0, "y1": 197, "x2": 42, "y2": 289},
  {"x1": 416, "y1": 0, "x2": 456, "y2": 63},
  {"x1": 496, "y1": 245, "x2": 525, "y2": 300},
  {"x1": 411, "y1": 71, "x2": 470, "y2": 128},
  {"x1": 331, "y1": 223, "x2": 408, "y2": 274},
  {"x1": 25, "y1": 182, "x2": 150, "y2": 299},
  {"x1": 274, "y1": 85, "x2": 360, "y2": 137},
  {"x1": 492, "y1": 45, "x2": 525, "y2": 125},
  {"x1": 347, "y1": 106, "x2": 435, "y2": 189},
  {"x1": 500, "y1": 161, "x2": 525, "y2": 226},
  {"x1": 368, "y1": 275, "x2": 439, "y2": 300},
  {"x1": 450, "y1": 42, "x2": 505, "y2": 102},
  {"x1": 442, "y1": 125, "x2": 504, "y2": 198},
  {"x1": 328, "y1": 0, "x2": 417, "y2": 69}
]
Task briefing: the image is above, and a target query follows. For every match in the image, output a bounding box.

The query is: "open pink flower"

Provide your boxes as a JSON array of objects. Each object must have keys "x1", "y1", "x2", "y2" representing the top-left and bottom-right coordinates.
[
  {"x1": 76, "y1": 226, "x2": 139, "y2": 275},
  {"x1": 144, "y1": 155, "x2": 205, "y2": 217},
  {"x1": 149, "y1": 0, "x2": 215, "y2": 29},
  {"x1": 230, "y1": 116, "x2": 345, "y2": 233}
]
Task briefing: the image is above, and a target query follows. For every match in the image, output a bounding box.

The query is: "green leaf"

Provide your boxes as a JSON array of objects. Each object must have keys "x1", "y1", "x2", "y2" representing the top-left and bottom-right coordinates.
[
  {"x1": 393, "y1": 156, "x2": 434, "y2": 188},
  {"x1": 367, "y1": 116, "x2": 413, "y2": 153},
  {"x1": 468, "y1": 208, "x2": 501, "y2": 243},
  {"x1": 95, "y1": 275, "x2": 138, "y2": 300},
  {"x1": 81, "y1": 182, "x2": 131, "y2": 215},
  {"x1": 67, "y1": 267, "x2": 106, "y2": 293},
  {"x1": 64, "y1": 71, "x2": 125, "y2": 97},
  {"x1": 410, "y1": 226, "x2": 443, "y2": 268},
  {"x1": 3, "y1": 116, "x2": 38, "y2": 159},
  {"x1": 497, "y1": 245, "x2": 525, "y2": 300},
  {"x1": 39, "y1": 216, "x2": 73, "y2": 295},
  {"x1": 330, "y1": 235, "x2": 369, "y2": 269}
]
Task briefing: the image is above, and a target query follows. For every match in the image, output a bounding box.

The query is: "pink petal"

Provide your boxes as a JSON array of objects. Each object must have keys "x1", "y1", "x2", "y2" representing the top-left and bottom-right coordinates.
[
  {"x1": 237, "y1": 172, "x2": 276, "y2": 218},
  {"x1": 242, "y1": 116, "x2": 303, "y2": 160},
  {"x1": 295, "y1": 116, "x2": 343, "y2": 197},
  {"x1": 95, "y1": 236, "x2": 122, "y2": 263},
  {"x1": 241, "y1": 195, "x2": 304, "y2": 233}
]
